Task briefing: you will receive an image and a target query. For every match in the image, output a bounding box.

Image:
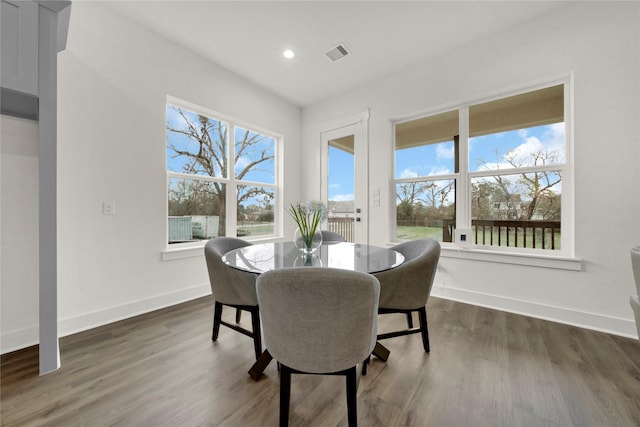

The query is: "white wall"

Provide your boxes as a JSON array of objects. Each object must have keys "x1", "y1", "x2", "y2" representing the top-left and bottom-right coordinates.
[
  {"x1": 3, "y1": 2, "x2": 637, "y2": 353},
  {"x1": 51, "y1": 3, "x2": 300, "y2": 341},
  {"x1": 302, "y1": 2, "x2": 640, "y2": 337},
  {"x1": 1, "y1": 115, "x2": 39, "y2": 353}
]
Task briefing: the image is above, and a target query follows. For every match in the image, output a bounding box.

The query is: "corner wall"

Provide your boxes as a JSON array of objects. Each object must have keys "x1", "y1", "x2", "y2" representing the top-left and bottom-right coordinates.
[
  {"x1": 54, "y1": 3, "x2": 301, "y2": 339},
  {"x1": 302, "y1": 2, "x2": 640, "y2": 337},
  {"x1": 0, "y1": 2, "x2": 301, "y2": 350},
  {"x1": 1, "y1": 115, "x2": 39, "y2": 353}
]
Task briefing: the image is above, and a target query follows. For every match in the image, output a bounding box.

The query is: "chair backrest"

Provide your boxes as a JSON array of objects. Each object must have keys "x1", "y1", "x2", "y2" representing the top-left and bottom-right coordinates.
[
  {"x1": 631, "y1": 296, "x2": 640, "y2": 339},
  {"x1": 257, "y1": 267, "x2": 380, "y2": 374},
  {"x1": 204, "y1": 237, "x2": 258, "y2": 306},
  {"x1": 373, "y1": 239, "x2": 441, "y2": 310},
  {"x1": 321, "y1": 230, "x2": 346, "y2": 243},
  {"x1": 632, "y1": 246, "x2": 640, "y2": 296}
]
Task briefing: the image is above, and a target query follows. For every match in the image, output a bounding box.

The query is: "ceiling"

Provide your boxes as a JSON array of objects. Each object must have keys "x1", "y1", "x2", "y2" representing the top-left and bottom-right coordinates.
[{"x1": 102, "y1": 1, "x2": 568, "y2": 108}]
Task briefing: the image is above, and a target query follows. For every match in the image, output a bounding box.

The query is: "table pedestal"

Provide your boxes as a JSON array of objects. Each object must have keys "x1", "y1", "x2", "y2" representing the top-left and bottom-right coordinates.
[{"x1": 248, "y1": 342, "x2": 391, "y2": 381}]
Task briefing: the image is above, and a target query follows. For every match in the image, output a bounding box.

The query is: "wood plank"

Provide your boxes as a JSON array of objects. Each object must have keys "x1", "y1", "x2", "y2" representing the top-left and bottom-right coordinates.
[{"x1": 2, "y1": 296, "x2": 639, "y2": 426}]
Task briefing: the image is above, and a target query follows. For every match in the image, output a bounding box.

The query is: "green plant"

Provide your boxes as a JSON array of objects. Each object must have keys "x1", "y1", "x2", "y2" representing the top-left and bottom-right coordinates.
[{"x1": 288, "y1": 201, "x2": 327, "y2": 249}]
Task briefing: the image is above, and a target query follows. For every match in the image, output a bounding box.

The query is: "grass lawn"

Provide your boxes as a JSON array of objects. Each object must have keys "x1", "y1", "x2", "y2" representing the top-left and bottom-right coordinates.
[
  {"x1": 396, "y1": 226, "x2": 443, "y2": 240},
  {"x1": 237, "y1": 222, "x2": 274, "y2": 237}
]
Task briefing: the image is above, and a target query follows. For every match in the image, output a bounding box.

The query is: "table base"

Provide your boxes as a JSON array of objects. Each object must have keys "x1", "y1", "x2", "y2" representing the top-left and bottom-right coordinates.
[{"x1": 248, "y1": 342, "x2": 391, "y2": 381}]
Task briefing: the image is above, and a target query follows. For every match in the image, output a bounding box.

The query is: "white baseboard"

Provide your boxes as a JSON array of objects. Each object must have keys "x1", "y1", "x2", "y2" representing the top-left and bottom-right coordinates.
[
  {"x1": 0, "y1": 327, "x2": 39, "y2": 354},
  {"x1": 58, "y1": 283, "x2": 211, "y2": 338},
  {"x1": 5, "y1": 282, "x2": 635, "y2": 355},
  {"x1": 431, "y1": 283, "x2": 639, "y2": 339},
  {"x1": 0, "y1": 283, "x2": 211, "y2": 355}
]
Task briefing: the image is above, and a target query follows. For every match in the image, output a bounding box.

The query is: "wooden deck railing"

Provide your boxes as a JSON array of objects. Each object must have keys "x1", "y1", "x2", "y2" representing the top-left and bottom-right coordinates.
[
  {"x1": 329, "y1": 216, "x2": 560, "y2": 249},
  {"x1": 444, "y1": 219, "x2": 561, "y2": 250},
  {"x1": 327, "y1": 217, "x2": 355, "y2": 242},
  {"x1": 472, "y1": 219, "x2": 560, "y2": 249}
]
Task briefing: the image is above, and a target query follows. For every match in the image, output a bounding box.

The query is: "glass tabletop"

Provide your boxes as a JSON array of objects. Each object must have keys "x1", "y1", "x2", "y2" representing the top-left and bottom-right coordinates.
[{"x1": 222, "y1": 241, "x2": 404, "y2": 274}]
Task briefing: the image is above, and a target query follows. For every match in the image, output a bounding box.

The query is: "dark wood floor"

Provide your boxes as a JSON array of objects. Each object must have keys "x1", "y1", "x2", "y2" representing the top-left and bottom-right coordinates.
[{"x1": 2, "y1": 296, "x2": 639, "y2": 426}]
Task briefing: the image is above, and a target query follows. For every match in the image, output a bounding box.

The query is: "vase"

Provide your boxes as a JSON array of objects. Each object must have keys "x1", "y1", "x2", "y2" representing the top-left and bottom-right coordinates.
[
  {"x1": 293, "y1": 227, "x2": 323, "y2": 254},
  {"x1": 293, "y1": 253, "x2": 323, "y2": 267}
]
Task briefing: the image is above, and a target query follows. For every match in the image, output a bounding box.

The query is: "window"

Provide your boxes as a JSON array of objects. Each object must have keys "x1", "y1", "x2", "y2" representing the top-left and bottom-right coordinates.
[
  {"x1": 166, "y1": 99, "x2": 278, "y2": 245},
  {"x1": 394, "y1": 82, "x2": 569, "y2": 254},
  {"x1": 395, "y1": 110, "x2": 458, "y2": 242}
]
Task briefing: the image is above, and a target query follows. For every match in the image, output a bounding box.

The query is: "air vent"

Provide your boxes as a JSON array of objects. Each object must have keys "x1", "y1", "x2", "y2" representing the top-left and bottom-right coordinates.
[{"x1": 324, "y1": 43, "x2": 350, "y2": 62}]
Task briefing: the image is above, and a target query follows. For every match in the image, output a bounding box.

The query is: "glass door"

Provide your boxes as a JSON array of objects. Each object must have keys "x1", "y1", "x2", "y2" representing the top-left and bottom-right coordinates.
[{"x1": 321, "y1": 116, "x2": 368, "y2": 244}]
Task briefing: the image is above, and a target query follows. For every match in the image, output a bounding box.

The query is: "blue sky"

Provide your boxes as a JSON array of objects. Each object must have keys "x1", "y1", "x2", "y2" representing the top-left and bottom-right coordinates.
[
  {"x1": 328, "y1": 145, "x2": 355, "y2": 202},
  {"x1": 395, "y1": 123, "x2": 565, "y2": 180},
  {"x1": 168, "y1": 105, "x2": 564, "y2": 205},
  {"x1": 166, "y1": 105, "x2": 274, "y2": 184},
  {"x1": 328, "y1": 123, "x2": 564, "y2": 202}
]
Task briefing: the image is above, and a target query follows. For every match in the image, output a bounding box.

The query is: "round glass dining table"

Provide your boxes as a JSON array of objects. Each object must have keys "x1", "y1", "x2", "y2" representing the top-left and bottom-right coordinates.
[
  {"x1": 222, "y1": 241, "x2": 404, "y2": 380},
  {"x1": 222, "y1": 241, "x2": 404, "y2": 275}
]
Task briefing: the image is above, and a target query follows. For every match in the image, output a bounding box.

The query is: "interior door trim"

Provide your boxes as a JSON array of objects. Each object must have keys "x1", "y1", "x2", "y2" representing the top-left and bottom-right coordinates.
[{"x1": 320, "y1": 110, "x2": 370, "y2": 244}]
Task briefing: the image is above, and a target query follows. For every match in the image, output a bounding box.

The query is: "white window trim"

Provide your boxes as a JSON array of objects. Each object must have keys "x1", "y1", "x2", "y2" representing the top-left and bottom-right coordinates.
[
  {"x1": 392, "y1": 75, "x2": 576, "y2": 263},
  {"x1": 441, "y1": 246, "x2": 581, "y2": 271},
  {"x1": 161, "y1": 235, "x2": 282, "y2": 261},
  {"x1": 163, "y1": 96, "x2": 282, "y2": 258}
]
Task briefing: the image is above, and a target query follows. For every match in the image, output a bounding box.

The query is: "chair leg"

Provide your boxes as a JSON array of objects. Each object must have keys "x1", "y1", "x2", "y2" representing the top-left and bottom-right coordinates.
[
  {"x1": 361, "y1": 355, "x2": 371, "y2": 376},
  {"x1": 346, "y1": 366, "x2": 358, "y2": 427},
  {"x1": 250, "y1": 308, "x2": 262, "y2": 360},
  {"x1": 372, "y1": 341, "x2": 390, "y2": 362},
  {"x1": 235, "y1": 308, "x2": 242, "y2": 323},
  {"x1": 212, "y1": 301, "x2": 223, "y2": 341},
  {"x1": 279, "y1": 365, "x2": 292, "y2": 427},
  {"x1": 418, "y1": 307, "x2": 430, "y2": 353},
  {"x1": 406, "y1": 312, "x2": 414, "y2": 329}
]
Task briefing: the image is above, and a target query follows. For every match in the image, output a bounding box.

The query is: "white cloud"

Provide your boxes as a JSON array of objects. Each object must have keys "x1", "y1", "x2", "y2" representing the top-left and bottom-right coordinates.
[
  {"x1": 329, "y1": 183, "x2": 341, "y2": 189},
  {"x1": 235, "y1": 156, "x2": 251, "y2": 172},
  {"x1": 436, "y1": 144, "x2": 454, "y2": 160},
  {"x1": 399, "y1": 168, "x2": 419, "y2": 178},
  {"x1": 506, "y1": 122, "x2": 566, "y2": 166},
  {"x1": 166, "y1": 106, "x2": 189, "y2": 130},
  {"x1": 429, "y1": 166, "x2": 451, "y2": 176},
  {"x1": 330, "y1": 194, "x2": 354, "y2": 202},
  {"x1": 507, "y1": 136, "x2": 544, "y2": 165},
  {"x1": 542, "y1": 122, "x2": 565, "y2": 153}
]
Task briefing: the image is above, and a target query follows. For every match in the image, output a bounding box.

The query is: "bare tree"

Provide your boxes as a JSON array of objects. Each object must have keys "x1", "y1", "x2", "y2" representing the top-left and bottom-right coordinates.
[
  {"x1": 167, "y1": 107, "x2": 274, "y2": 233},
  {"x1": 396, "y1": 181, "x2": 429, "y2": 206},
  {"x1": 476, "y1": 146, "x2": 562, "y2": 221},
  {"x1": 503, "y1": 148, "x2": 561, "y2": 220},
  {"x1": 396, "y1": 180, "x2": 454, "y2": 225},
  {"x1": 471, "y1": 181, "x2": 499, "y2": 219}
]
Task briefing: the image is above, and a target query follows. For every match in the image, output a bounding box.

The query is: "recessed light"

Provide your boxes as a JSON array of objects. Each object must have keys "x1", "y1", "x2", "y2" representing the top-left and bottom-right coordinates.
[{"x1": 283, "y1": 49, "x2": 295, "y2": 59}]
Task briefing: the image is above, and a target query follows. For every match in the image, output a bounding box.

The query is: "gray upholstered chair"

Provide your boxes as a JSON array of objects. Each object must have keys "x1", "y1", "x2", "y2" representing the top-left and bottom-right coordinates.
[
  {"x1": 256, "y1": 267, "x2": 379, "y2": 427},
  {"x1": 631, "y1": 246, "x2": 640, "y2": 339},
  {"x1": 321, "y1": 230, "x2": 346, "y2": 243},
  {"x1": 373, "y1": 238, "x2": 440, "y2": 353},
  {"x1": 204, "y1": 237, "x2": 261, "y2": 360}
]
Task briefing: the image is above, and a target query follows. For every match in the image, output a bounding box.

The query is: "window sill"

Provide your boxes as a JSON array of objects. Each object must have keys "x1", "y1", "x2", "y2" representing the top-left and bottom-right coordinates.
[
  {"x1": 440, "y1": 246, "x2": 582, "y2": 271},
  {"x1": 161, "y1": 236, "x2": 284, "y2": 262},
  {"x1": 162, "y1": 244, "x2": 205, "y2": 261}
]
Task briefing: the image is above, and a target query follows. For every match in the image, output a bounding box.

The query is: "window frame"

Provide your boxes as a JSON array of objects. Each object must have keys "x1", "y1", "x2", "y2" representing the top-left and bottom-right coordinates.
[
  {"x1": 164, "y1": 96, "x2": 282, "y2": 252},
  {"x1": 392, "y1": 77, "x2": 576, "y2": 264}
]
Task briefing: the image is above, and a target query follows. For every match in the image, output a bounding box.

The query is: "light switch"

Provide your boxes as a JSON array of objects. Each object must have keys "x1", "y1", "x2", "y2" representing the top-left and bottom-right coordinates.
[{"x1": 103, "y1": 201, "x2": 116, "y2": 215}]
